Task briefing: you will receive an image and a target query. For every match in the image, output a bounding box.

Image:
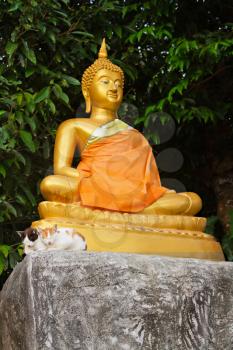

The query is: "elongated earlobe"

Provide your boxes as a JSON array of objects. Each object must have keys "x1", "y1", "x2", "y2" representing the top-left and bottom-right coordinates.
[
  {"x1": 85, "y1": 96, "x2": 91, "y2": 113},
  {"x1": 82, "y1": 88, "x2": 91, "y2": 113}
]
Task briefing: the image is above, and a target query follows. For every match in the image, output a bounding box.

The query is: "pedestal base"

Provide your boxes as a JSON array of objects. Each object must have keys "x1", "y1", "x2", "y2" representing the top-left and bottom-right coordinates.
[{"x1": 32, "y1": 202, "x2": 225, "y2": 261}]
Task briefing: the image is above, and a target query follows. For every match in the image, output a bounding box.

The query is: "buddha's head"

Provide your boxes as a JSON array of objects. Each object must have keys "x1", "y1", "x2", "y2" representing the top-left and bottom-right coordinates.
[{"x1": 81, "y1": 39, "x2": 124, "y2": 113}]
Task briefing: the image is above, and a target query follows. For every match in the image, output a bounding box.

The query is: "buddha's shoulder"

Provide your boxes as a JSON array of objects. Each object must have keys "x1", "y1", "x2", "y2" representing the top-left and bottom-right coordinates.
[{"x1": 57, "y1": 118, "x2": 99, "y2": 133}]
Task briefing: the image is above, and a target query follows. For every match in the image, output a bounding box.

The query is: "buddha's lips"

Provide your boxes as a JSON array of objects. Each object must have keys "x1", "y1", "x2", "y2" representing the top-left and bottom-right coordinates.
[{"x1": 107, "y1": 92, "x2": 118, "y2": 98}]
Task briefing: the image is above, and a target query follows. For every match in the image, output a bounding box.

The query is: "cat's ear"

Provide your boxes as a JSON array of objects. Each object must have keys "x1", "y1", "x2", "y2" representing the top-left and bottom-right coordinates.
[
  {"x1": 17, "y1": 230, "x2": 25, "y2": 238},
  {"x1": 37, "y1": 228, "x2": 43, "y2": 235}
]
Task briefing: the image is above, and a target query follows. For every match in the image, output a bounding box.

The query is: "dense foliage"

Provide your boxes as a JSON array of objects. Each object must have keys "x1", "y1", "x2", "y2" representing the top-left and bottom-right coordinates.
[{"x1": 0, "y1": 0, "x2": 232, "y2": 278}]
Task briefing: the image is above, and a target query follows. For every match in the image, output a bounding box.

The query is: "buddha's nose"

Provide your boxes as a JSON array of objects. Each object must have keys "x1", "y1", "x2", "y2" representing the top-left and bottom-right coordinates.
[{"x1": 109, "y1": 81, "x2": 117, "y2": 91}]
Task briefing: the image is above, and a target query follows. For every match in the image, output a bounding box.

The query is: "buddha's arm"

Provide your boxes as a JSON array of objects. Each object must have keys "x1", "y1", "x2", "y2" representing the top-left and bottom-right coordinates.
[{"x1": 54, "y1": 120, "x2": 80, "y2": 179}]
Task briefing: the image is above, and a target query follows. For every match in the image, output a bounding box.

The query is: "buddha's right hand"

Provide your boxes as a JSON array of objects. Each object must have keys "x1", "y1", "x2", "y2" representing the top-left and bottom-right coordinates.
[{"x1": 55, "y1": 166, "x2": 80, "y2": 179}]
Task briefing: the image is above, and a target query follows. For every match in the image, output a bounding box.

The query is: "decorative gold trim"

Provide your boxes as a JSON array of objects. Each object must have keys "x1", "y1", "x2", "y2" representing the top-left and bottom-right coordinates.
[
  {"x1": 38, "y1": 201, "x2": 207, "y2": 233},
  {"x1": 33, "y1": 217, "x2": 213, "y2": 241},
  {"x1": 85, "y1": 118, "x2": 132, "y2": 149}
]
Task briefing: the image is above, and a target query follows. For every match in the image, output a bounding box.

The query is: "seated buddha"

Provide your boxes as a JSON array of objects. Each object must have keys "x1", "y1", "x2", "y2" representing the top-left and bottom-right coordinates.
[
  {"x1": 40, "y1": 39, "x2": 200, "y2": 216},
  {"x1": 32, "y1": 39, "x2": 224, "y2": 261}
]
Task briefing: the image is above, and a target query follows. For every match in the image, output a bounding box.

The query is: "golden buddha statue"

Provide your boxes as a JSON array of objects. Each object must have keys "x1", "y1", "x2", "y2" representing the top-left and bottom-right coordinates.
[{"x1": 32, "y1": 39, "x2": 224, "y2": 260}]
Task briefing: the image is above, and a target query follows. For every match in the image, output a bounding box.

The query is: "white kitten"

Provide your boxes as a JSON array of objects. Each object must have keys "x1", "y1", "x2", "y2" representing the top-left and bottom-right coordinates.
[{"x1": 43, "y1": 226, "x2": 87, "y2": 251}]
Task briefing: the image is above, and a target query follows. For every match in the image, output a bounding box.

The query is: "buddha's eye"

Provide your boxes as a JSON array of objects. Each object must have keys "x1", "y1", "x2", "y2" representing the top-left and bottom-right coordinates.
[
  {"x1": 115, "y1": 80, "x2": 121, "y2": 88},
  {"x1": 101, "y1": 80, "x2": 109, "y2": 84}
]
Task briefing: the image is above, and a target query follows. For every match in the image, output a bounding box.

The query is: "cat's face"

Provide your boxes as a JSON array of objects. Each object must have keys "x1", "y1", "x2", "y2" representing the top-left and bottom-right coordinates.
[
  {"x1": 41, "y1": 226, "x2": 57, "y2": 246},
  {"x1": 42, "y1": 232, "x2": 54, "y2": 246}
]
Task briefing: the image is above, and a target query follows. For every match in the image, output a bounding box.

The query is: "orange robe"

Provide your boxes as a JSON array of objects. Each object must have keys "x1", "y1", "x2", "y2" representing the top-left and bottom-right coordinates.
[{"x1": 77, "y1": 121, "x2": 166, "y2": 212}]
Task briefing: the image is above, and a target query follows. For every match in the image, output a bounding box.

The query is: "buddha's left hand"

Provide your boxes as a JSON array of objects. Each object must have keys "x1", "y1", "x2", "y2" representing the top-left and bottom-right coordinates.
[{"x1": 165, "y1": 189, "x2": 176, "y2": 193}]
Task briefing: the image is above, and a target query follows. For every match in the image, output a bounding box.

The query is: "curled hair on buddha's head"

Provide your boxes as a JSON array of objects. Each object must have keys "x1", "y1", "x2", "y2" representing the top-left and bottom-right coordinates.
[{"x1": 81, "y1": 38, "x2": 125, "y2": 94}]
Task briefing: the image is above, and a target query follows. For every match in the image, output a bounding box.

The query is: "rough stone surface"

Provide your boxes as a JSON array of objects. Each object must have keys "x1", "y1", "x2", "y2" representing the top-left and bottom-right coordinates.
[{"x1": 1, "y1": 252, "x2": 233, "y2": 350}]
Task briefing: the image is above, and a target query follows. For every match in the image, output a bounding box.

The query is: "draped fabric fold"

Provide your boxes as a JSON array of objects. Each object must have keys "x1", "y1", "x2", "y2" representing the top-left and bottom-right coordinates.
[{"x1": 77, "y1": 119, "x2": 166, "y2": 212}]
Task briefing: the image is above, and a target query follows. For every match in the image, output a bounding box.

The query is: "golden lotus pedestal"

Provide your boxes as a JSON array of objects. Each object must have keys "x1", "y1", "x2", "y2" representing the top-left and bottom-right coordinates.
[{"x1": 32, "y1": 201, "x2": 225, "y2": 261}]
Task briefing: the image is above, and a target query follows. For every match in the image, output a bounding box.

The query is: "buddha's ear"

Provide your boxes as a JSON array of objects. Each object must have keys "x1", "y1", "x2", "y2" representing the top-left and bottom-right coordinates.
[{"x1": 82, "y1": 88, "x2": 91, "y2": 113}]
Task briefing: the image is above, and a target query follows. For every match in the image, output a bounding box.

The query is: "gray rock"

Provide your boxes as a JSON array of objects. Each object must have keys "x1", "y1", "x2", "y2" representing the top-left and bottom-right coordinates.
[{"x1": 1, "y1": 252, "x2": 233, "y2": 350}]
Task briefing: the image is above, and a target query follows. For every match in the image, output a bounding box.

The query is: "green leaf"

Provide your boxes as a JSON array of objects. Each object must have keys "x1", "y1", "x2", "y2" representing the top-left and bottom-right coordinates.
[
  {"x1": 17, "y1": 244, "x2": 24, "y2": 257},
  {"x1": 26, "y1": 48, "x2": 37, "y2": 64},
  {"x1": 19, "y1": 184, "x2": 36, "y2": 206},
  {"x1": 15, "y1": 194, "x2": 26, "y2": 205},
  {"x1": 134, "y1": 116, "x2": 146, "y2": 125},
  {"x1": 47, "y1": 100, "x2": 56, "y2": 114},
  {"x1": 59, "y1": 91, "x2": 69, "y2": 104},
  {"x1": 25, "y1": 67, "x2": 35, "y2": 78},
  {"x1": 9, "y1": 250, "x2": 20, "y2": 269},
  {"x1": 0, "y1": 164, "x2": 6, "y2": 177},
  {"x1": 53, "y1": 84, "x2": 69, "y2": 104},
  {"x1": 157, "y1": 99, "x2": 166, "y2": 111},
  {"x1": 24, "y1": 92, "x2": 33, "y2": 103},
  {"x1": 48, "y1": 32, "x2": 56, "y2": 44},
  {"x1": 0, "y1": 110, "x2": 7, "y2": 116},
  {"x1": 62, "y1": 75, "x2": 80, "y2": 86},
  {"x1": 115, "y1": 26, "x2": 122, "y2": 38},
  {"x1": 34, "y1": 87, "x2": 50, "y2": 104},
  {"x1": 23, "y1": 41, "x2": 37, "y2": 64},
  {"x1": 122, "y1": 6, "x2": 128, "y2": 18},
  {"x1": 25, "y1": 116, "x2": 37, "y2": 131},
  {"x1": 145, "y1": 105, "x2": 156, "y2": 117},
  {"x1": 4, "y1": 202, "x2": 17, "y2": 217},
  {"x1": 0, "y1": 253, "x2": 5, "y2": 275},
  {"x1": 19, "y1": 130, "x2": 36, "y2": 152},
  {"x1": 8, "y1": 1, "x2": 21, "y2": 12},
  {"x1": 72, "y1": 31, "x2": 94, "y2": 38},
  {"x1": 0, "y1": 245, "x2": 11, "y2": 258},
  {"x1": 27, "y1": 102, "x2": 36, "y2": 114},
  {"x1": 17, "y1": 93, "x2": 23, "y2": 105},
  {"x1": 151, "y1": 133, "x2": 160, "y2": 145},
  {"x1": 5, "y1": 41, "x2": 18, "y2": 57}
]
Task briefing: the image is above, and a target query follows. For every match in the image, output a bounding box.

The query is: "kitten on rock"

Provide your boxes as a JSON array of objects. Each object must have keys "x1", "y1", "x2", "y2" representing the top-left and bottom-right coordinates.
[{"x1": 20, "y1": 226, "x2": 87, "y2": 254}]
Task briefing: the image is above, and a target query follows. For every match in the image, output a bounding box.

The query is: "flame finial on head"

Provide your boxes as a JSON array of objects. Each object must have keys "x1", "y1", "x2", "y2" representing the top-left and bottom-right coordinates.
[{"x1": 98, "y1": 38, "x2": 108, "y2": 58}]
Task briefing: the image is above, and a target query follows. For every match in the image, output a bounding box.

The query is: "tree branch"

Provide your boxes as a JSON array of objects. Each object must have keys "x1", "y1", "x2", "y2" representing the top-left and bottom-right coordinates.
[{"x1": 188, "y1": 65, "x2": 233, "y2": 92}]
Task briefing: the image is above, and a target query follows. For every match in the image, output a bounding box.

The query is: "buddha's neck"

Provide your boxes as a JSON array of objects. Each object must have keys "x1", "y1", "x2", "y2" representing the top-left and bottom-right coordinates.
[{"x1": 90, "y1": 107, "x2": 118, "y2": 123}]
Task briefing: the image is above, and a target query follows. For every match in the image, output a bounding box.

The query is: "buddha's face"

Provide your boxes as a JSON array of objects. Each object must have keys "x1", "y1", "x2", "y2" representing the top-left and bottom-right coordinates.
[{"x1": 87, "y1": 69, "x2": 123, "y2": 112}]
